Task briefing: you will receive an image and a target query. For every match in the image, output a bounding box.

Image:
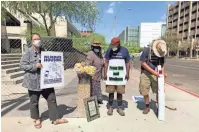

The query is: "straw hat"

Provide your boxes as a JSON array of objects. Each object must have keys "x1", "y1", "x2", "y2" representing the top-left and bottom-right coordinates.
[
  {"x1": 91, "y1": 40, "x2": 103, "y2": 47},
  {"x1": 152, "y1": 40, "x2": 167, "y2": 57}
]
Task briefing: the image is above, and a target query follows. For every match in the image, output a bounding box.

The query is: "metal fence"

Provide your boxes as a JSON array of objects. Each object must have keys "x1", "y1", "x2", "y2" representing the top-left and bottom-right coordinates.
[{"x1": 1, "y1": 33, "x2": 91, "y2": 116}]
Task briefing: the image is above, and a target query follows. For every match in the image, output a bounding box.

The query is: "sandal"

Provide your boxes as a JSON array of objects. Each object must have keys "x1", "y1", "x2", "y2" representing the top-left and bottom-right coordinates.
[
  {"x1": 34, "y1": 120, "x2": 42, "y2": 129},
  {"x1": 52, "y1": 119, "x2": 68, "y2": 125}
]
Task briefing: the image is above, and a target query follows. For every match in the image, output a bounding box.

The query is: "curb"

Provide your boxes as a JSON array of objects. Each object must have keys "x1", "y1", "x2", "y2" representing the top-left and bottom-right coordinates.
[{"x1": 165, "y1": 82, "x2": 199, "y2": 99}]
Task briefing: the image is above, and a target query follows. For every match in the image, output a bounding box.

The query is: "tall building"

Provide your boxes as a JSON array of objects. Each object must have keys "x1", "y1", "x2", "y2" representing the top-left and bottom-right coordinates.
[
  {"x1": 139, "y1": 22, "x2": 166, "y2": 47},
  {"x1": 118, "y1": 26, "x2": 139, "y2": 45},
  {"x1": 166, "y1": 1, "x2": 199, "y2": 41}
]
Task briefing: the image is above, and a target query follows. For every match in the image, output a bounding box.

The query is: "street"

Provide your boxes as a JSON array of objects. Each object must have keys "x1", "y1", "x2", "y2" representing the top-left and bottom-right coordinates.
[{"x1": 133, "y1": 57, "x2": 199, "y2": 95}]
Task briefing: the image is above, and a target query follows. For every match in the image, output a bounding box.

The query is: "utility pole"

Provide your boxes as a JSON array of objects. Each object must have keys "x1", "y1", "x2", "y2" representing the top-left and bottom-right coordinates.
[{"x1": 114, "y1": 16, "x2": 116, "y2": 37}]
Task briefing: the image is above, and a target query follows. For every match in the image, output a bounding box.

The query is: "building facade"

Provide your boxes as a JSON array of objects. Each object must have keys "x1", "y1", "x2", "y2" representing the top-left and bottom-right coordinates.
[
  {"x1": 80, "y1": 31, "x2": 93, "y2": 37},
  {"x1": 1, "y1": 8, "x2": 80, "y2": 54},
  {"x1": 139, "y1": 22, "x2": 166, "y2": 48},
  {"x1": 118, "y1": 26, "x2": 139, "y2": 45},
  {"x1": 166, "y1": 1, "x2": 199, "y2": 41}
]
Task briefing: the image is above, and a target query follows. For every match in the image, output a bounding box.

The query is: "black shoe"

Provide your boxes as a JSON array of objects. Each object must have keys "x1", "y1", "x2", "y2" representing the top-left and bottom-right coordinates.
[{"x1": 98, "y1": 101, "x2": 103, "y2": 104}]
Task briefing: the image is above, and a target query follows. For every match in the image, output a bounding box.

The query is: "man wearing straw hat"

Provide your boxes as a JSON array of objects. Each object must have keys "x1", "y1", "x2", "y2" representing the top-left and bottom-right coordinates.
[{"x1": 139, "y1": 39, "x2": 167, "y2": 114}]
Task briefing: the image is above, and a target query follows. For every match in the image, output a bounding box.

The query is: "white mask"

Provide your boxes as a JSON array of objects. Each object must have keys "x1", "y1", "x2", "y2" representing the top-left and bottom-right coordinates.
[
  {"x1": 33, "y1": 40, "x2": 41, "y2": 47},
  {"x1": 94, "y1": 48, "x2": 100, "y2": 53},
  {"x1": 112, "y1": 47, "x2": 118, "y2": 51}
]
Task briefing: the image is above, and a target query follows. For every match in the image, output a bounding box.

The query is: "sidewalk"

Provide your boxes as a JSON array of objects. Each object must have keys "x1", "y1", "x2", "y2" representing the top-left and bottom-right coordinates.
[{"x1": 2, "y1": 69, "x2": 199, "y2": 132}]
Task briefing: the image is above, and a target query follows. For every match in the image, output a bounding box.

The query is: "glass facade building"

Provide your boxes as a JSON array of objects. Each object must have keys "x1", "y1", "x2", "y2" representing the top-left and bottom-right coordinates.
[{"x1": 118, "y1": 26, "x2": 139, "y2": 45}]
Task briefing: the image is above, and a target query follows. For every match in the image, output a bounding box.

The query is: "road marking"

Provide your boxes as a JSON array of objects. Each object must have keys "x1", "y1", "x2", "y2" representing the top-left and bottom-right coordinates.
[{"x1": 166, "y1": 64, "x2": 199, "y2": 70}]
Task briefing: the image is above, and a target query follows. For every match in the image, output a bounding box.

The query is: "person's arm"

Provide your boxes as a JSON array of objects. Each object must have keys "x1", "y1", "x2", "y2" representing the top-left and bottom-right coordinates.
[
  {"x1": 141, "y1": 62, "x2": 159, "y2": 77},
  {"x1": 104, "y1": 49, "x2": 110, "y2": 80},
  {"x1": 20, "y1": 51, "x2": 38, "y2": 72},
  {"x1": 85, "y1": 52, "x2": 93, "y2": 65},
  {"x1": 140, "y1": 48, "x2": 159, "y2": 77},
  {"x1": 125, "y1": 49, "x2": 131, "y2": 80}
]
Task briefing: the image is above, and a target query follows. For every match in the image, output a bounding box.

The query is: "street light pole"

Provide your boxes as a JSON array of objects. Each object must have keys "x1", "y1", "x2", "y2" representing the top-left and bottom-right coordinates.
[{"x1": 114, "y1": 16, "x2": 116, "y2": 37}]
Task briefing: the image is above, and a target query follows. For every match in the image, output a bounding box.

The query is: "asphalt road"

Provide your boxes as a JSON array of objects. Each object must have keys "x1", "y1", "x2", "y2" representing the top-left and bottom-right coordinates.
[{"x1": 133, "y1": 57, "x2": 199, "y2": 95}]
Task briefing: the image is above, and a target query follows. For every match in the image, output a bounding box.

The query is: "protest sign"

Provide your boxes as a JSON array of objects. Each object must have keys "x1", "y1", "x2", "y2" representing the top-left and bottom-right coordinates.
[
  {"x1": 105, "y1": 59, "x2": 127, "y2": 85},
  {"x1": 40, "y1": 51, "x2": 64, "y2": 89}
]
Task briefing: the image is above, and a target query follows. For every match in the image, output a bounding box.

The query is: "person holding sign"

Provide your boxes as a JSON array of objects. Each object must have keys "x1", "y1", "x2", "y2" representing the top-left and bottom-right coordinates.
[
  {"x1": 20, "y1": 33, "x2": 68, "y2": 129},
  {"x1": 139, "y1": 40, "x2": 167, "y2": 115},
  {"x1": 86, "y1": 40, "x2": 104, "y2": 105},
  {"x1": 104, "y1": 37, "x2": 130, "y2": 116}
]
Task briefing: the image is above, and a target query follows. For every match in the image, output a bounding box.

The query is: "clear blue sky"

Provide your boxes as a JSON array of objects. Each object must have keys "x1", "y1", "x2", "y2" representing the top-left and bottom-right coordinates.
[{"x1": 74, "y1": 1, "x2": 175, "y2": 43}]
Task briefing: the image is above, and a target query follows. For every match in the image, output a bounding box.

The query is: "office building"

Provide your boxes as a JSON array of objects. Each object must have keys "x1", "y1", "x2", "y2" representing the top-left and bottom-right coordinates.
[
  {"x1": 118, "y1": 26, "x2": 139, "y2": 45},
  {"x1": 166, "y1": 1, "x2": 199, "y2": 41},
  {"x1": 139, "y1": 22, "x2": 166, "y2": 47}
]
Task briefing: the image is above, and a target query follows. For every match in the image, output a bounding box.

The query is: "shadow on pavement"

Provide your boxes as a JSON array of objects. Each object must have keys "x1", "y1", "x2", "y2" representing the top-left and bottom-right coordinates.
[
  {"x1": 136, "y1": 100, "x2": 158, "y2": 117},
  {"x1": 1, "y1": 94, "x2": 29, "y2": 116},
  {"x1": 102, "y1": 94, "x2": 128, "y2": 110},
  {"x1": 40, "y1": 105, "x2": 77, "y2": 122},
  {"x1": 1, "y1": 76, "x2": 78, "y2": 117}
]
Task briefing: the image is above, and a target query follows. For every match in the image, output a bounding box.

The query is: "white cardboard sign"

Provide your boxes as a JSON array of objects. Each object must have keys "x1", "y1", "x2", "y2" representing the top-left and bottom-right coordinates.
[
  {"x1": 40, "y1": 51, "x2": 64, "y2": 89},
  {"x1": 105, "y1": 59, "x2": 127, "y2": 85},
  {"x1": 157, "y1": 65, "x2": 165, "y2": 121}
]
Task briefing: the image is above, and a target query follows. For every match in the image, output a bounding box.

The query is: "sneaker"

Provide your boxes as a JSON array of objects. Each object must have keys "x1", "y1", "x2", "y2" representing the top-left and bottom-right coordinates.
[
  {"x1": 117, "y1": 108, "x2": 125, "y2": 116},
  {"x1": 143, "y1": 107, "x2": 150, "y2": 114},
  {"x1": 107, "y1": 107, "x2": 113, "y2": 116}
]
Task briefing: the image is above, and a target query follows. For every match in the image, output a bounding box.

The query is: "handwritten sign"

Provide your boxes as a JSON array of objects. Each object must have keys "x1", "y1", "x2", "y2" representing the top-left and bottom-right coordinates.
[
  {"x1": 40, "y1": 51, "x2": 64, "y2": 89},
  {"x1": 106, "y1": 59, "x2": 127, "y2": 85}
]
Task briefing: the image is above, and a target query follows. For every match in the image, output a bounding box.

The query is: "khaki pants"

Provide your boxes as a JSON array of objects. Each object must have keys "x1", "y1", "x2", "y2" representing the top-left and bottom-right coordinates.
[
  {"x1": 139, "y1": 71, "x2": 158, "y2": 96},
  {"x1": 106, "y1": 85, "x2": 125, "y2": 94}
]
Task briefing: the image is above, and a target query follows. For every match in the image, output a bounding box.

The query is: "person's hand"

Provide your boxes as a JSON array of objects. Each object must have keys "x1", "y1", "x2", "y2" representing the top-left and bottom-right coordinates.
[
  {"x1": 125, "y1": 74, "x2": 130, "y2": 81},
  {"x1": 154, "y1": 71, "x2": 160, "y2": 78},
  {"x1": 164, "y1": 73, "x2": 168, "y2": 78},
  {"x1": 36, "y1": 63, "x2": 43, "y2": 69}
]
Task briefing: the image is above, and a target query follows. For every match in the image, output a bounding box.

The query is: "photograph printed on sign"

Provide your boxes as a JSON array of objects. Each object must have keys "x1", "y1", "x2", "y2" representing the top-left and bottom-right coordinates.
[{"x1": 40, "y1": 51, "x2": 64, "y2": 89}]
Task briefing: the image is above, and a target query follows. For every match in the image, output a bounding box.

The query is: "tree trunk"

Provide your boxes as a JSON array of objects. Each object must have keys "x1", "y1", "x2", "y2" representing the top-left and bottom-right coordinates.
[
  {"x1": 167, "y1": 48, "x2": 170, "y2": 57},
  {"x1": 177, "y1": 50, "x2": 179, "y2": 57},
  {"x1": 48, "y1": 23, "x2": 56, "y2": 36},
  {"x1": 190, "y1": 38, "x2": 194, "y2": 58}
]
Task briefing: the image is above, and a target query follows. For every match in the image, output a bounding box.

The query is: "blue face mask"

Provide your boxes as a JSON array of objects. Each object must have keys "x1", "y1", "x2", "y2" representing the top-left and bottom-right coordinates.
[{"x1": 94, "y1": 48, "x2": 100, "y2": 53}]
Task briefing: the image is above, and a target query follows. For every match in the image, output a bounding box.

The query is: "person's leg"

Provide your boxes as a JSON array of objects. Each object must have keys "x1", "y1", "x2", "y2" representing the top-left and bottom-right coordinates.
[
  {"x1": 151, "y1": 75, "x2": 158, "y2": 113},
  {"x1": 91, "y1": 80, "x2": 103, "y2": 104},
  {"x1": 116, "y1": 86, "x2": 125, "y2": 116},
  {"x1": 106, "y1": 85, "x2": 115, "y2": 115},
  {"x1": 28, "y1": 90, "x2": 42, "y2": 128},
  {"x1": 139, "y1": 72, "x2": 151, "y2": 114},
  {"x1": 41, "y1": 88, "x2": 68, "y2": 124}
]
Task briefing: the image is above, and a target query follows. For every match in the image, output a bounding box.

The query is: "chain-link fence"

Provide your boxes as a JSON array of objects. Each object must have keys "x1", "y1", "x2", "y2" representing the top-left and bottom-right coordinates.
[{"x1": 1, "y1": 31, "x2": 93, "y2": 116}]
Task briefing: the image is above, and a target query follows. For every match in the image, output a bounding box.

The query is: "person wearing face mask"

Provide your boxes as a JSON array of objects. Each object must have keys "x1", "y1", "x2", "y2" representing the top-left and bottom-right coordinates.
[
  {"x1": 86, "y1": 40, "x2": 104, "y2": 104},
  {"x1": 20, "y1": 33, "x2": 68, "y2": 129},
  {"x1": 104, "y1": 37, "x2": 131, "y2": 116}
]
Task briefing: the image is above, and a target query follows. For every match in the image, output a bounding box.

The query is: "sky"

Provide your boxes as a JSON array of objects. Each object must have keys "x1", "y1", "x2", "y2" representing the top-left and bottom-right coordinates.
[{"x1": 74, "y1": 1, "x2": 175, "y2": 43}]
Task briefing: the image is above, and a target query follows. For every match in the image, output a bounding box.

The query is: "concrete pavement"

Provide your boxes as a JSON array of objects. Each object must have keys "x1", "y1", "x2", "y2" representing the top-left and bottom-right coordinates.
[{"x1": 2, "y1": 69, "x2": 199, "y2": 132}]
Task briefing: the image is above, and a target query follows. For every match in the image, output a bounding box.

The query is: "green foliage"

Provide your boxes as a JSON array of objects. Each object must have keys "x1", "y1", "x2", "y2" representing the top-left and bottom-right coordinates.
[
  {"x1": 121, "y1": 41, "x2": 141, "y2": 54},
  {"x1": 1, "y1": 1, "x2": 99, "y2": 36},
  {"x1": 161, "y1": 30, "x2": 181, "y2": 52},
  {"x1": 72, "y1": 33, "x2": 106, "y2": 53},
  {"x1": 24, "y1": 26, "x2": 47, "y2": 39}
]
